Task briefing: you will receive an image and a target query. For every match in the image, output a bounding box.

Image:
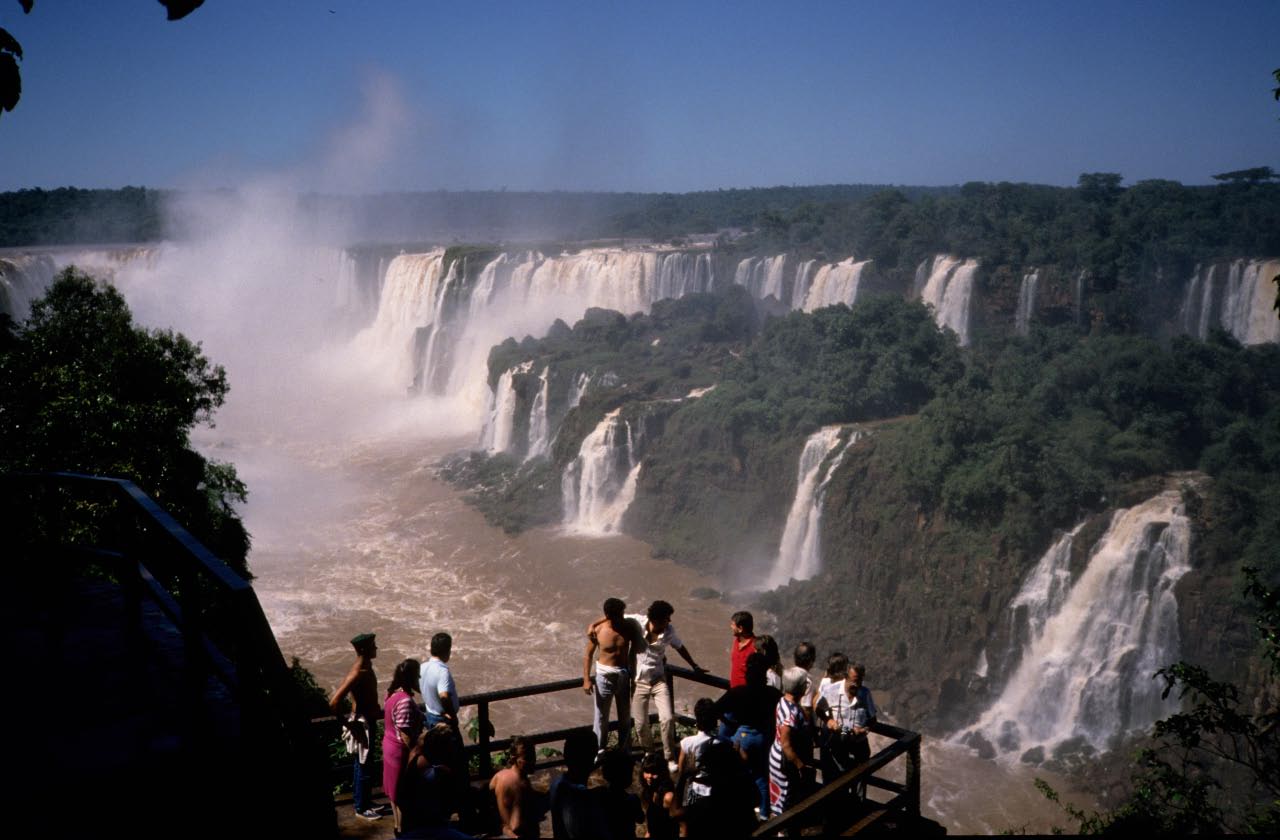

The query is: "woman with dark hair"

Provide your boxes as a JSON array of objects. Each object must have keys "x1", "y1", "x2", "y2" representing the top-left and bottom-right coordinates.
[
  {"x1": 754, "y1": 635, "x2": 783, "y2": 691},
  {"x1": 383, "y1": 658, "x2": 424, "y2": 833},
  {"x1": 639, "y1": 751, "x2": 678, "y2": 840}
]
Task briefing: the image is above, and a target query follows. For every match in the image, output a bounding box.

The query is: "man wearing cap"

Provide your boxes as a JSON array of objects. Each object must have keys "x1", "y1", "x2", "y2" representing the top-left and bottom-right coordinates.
[{"x1": 330, "y1": 632, "x2": 382, "y2": 820}]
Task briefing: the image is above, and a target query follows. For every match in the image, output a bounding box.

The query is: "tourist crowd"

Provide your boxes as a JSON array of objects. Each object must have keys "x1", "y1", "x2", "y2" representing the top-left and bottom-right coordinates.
[{"x1": 326, "y1": 599, "x2": 880, "y2": 838}]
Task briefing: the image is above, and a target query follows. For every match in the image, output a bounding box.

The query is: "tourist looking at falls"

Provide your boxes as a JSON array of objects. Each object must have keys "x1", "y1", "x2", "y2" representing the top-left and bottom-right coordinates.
[
  {"x1": 627, "y1": 599, "x2": 707, "y2": 770},
  {"x1": 583, "y1": 597, "x2": 643, "y2": 754},
  {"x1": 713, "y1": 653, "x2": 782, "y2": 817},
  {"x1": 728, "y1": 610, "x2": 756, "y2": 688},
  {"x1": 329, "y1": 632, "x2": 381, "y2": 821},
  {"x1": 383, "y1": 658, "x2": 425, "y2": 834},
  {"x1": 816, "y1": 663, "x2": 878, "y2": 801}
]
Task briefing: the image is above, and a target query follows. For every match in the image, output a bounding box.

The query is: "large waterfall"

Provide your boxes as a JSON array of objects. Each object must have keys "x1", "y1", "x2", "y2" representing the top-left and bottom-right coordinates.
[
  {"x1": 961, "y1": 488, "x2": 1193, "y2": 760},
  {"x1": 358, "y1": 247, "x2": 716, "y2": 422},
  {"x1": 1179, "y1": 259, "x2": 1280, "y2": 345},
  {"x1": 916, "y1": 256, "x2": 979, "y2": 345},
  {"x1": 561, "y1": 408, "x2": 641, "y2": 535},
  {"x1": 765, "y1": 426, "x2": 862, "y2": 589}
]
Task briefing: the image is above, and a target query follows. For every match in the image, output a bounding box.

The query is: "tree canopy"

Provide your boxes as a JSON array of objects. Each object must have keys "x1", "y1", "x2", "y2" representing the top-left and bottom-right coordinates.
[{"x1": 0, "y1": 268, "x2": 250, "y2": 576}]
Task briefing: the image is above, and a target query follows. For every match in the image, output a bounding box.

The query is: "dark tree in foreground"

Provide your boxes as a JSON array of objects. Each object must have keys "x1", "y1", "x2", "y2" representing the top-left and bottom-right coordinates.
[{"x1": 0, "y1": 268, "x2": 250, "y2": 576}]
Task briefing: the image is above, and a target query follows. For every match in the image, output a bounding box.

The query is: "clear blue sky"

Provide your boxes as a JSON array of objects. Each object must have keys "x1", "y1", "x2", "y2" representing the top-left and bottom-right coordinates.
[{"x1": 1, "y1": 1, "x2": 1277, "y2": 192}]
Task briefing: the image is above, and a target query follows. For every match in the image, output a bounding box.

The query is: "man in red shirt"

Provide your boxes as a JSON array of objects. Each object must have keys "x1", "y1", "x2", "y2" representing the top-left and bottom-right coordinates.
[{"x1": 729, "y1": 610, "x2": 756, "y2": 688}]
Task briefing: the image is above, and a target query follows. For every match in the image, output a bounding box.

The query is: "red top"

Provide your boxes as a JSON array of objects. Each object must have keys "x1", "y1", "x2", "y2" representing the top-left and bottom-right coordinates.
[{"x1": 729, "y1": 635, "x2": 756, "y2": 688}]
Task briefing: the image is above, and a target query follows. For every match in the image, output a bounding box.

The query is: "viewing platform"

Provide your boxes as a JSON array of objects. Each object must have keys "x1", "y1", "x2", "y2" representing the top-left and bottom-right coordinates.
[{"x1": 4, "y1": 471, "x2": 942, "y2": 837}]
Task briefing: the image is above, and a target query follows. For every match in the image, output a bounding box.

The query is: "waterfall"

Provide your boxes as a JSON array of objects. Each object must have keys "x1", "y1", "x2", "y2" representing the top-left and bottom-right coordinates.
[
  {"x1": 1015, "y1": 270, "x2": 1039, "y2": 336},
  {"x1": 917, "y1": 256, "x2": 979, "y2": 345},
  {"x1": 1178, "y1": 259, "x2": 1280, "y2": 345},
  {"x1": 1073, "y1": 270, "x2": 1086, "y2": 326},
  {"x1": 733, "y1": 255, "x2": 788, "y2": 301},
  {"x1": 525, "y1": 366, "x2": 551, "y2": 460},
  {"x1": 0, "y1": 254, "x2": 58, "y2": 321},
  {"x1": 562, "y1": 408, "x2": 641, "y2": 535},
  {"x1": 567, "y1": 372, "x2": 592, "y2": 410},
  {"x1": 1221, "y1": 259, "x2": 1280, "y2": 345},
  {"x1": 355, "y1": 246, "x2": 716, "y2": 423},
  {"x1": 352, "y1": 251, "x2": 449, "y2": 387},
  {"x1": 480, "y1": 361, "x2": 534, "y2": 454},
  {"x1": 765, "y1": 427, "x2": 862, "y2": 588},
  {"x1": 961, "y1": 488, "x2": 1193, "y2": 759},
  {"x1": 799, "y1": 259, "x2": 871, "y2": 312},
  {"x1": 791, "y1": 260, "x2": 819, "y2": 310}
]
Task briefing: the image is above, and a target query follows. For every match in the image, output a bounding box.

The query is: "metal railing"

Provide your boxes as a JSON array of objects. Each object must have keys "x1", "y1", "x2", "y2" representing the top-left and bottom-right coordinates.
[{"x1": 328, "y1": 661, "x2": 923, "y2": 834}]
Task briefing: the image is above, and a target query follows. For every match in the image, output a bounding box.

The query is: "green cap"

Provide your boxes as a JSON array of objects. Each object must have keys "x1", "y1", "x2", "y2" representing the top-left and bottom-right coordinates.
[{"x1": 351, "y1": 632, "x2": 376, "y2": 648}]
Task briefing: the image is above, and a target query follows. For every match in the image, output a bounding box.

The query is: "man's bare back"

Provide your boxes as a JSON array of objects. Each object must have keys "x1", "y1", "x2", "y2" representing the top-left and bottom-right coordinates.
[{"x1": 582, "y1": 613, "x2": 641, "y2": 692}]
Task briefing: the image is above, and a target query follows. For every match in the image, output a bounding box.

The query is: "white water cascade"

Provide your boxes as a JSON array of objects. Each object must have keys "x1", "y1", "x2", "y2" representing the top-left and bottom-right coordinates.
[
  {"x1": 1015, "y1": 271, "x2": 1039, "y2": 336},
  {"x1": 916, "y1": 256, "x2": 979, "y2": 345},
  {"x1": 480, "y1": 362, "x2": 533, "y2": 454},
  {"x1": 765, "y1": 426, "x2": 863, "y2": 589},
  {"x1": 358, "y1": 247, "x2": 716, "y2": 424},
  {"x1": 733, "y1": 255, "x2": 790, "y2": 302},
  {"x1": 961, "y1": 487, "x2": 1193, "y2": 760},
  {"x1": 525, "y1": 366, "x2": 551, "y2": 460},
  {"x1": 1179, "y1": 260, "x2": 1280, "y2": 345},
  {"x1": 733, "y1": 255, "x2": 871, "y2": 311},
  {"x1": 567, "y1": 372, "x2": 592, "y2": 410},
  {"x1": 799, "y1": 259, "x2": 872, "y2": 312},
  {"x1": 561, "y1": 408, "x2": 641, "y2": 535}
]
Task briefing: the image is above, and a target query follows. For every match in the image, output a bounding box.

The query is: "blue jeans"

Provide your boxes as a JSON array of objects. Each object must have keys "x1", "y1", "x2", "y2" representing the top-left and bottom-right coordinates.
[
  {"x1": 353, "y1": 752, "x2": 373, "y2": 812},
  {"x1": 733, "y1": 725, "x2": 769, "y2": 812}
]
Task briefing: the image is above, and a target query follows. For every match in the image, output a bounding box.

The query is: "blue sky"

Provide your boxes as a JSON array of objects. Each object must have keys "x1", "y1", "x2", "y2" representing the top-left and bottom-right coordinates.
[{"x1": 1, "y1": 1, "x2": 1277, "y2": 192}]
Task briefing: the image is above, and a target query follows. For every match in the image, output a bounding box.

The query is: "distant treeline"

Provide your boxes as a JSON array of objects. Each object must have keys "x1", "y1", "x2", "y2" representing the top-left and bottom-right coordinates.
[
  {"x1": 4, "y1": 179, "x2": 1279, "y2": 280},
  {"x1": 0, "y1": 187, "x2": 166, "y2": 246}
]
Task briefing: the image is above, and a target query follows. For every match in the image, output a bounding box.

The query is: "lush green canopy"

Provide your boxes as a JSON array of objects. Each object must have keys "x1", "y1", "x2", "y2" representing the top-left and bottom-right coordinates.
[{"x1": 0, "y1": 268, "x2": 249, "y2": 576}]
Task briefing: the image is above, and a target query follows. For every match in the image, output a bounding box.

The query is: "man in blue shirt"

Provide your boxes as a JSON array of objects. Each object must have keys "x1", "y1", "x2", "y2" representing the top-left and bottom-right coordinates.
[{"x1": 421, "y1": 632, "x2": 459, "y2": 729}]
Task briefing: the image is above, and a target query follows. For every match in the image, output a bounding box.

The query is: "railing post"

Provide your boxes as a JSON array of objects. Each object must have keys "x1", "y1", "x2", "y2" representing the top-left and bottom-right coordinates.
[
  {"x1": 478, "y1": 701, "x2": 492, "y2": 778},
  {"x1": 906, "y1": 735, "x2": 921, "y2": 817}
]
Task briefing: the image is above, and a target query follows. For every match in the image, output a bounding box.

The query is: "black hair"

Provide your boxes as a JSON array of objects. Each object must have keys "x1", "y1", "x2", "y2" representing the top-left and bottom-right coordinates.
[
  {"x1": 793, "y1": 642, "x2": 816, "y2": 669},
  {"x1": 600, "y1": 747, "x2": 635, "y2": 788},
  {"x1": 694, "y1": 697, "x2": 718, "y2": 734},
  {"x1": 506, "y1": 735, "x2": 533, "y2": 767},
  {"x1": 430, "y1": 632, "x2": 452, "y2": 658},
  {"x1": 825, "y1": 652, "x2": 848, "y2": 680},
  {"x1": 387, "y1": 658, "x2": 421, "y2": 697},
  {"x1": 754, "y1": 634, "x2": 781, "y2": 674},
  {"x1": 647, "y1": 600, "x2": 675, "y2": 622},
  {"x1": 731, "y1": 611, "x2": 753, "y2": 634},
  {"x1": 563, "y1": 729, "x2": 598, "y2": 778},
  {"x1": 603, "y1": 597, "x2": 626, "y2": 618}
]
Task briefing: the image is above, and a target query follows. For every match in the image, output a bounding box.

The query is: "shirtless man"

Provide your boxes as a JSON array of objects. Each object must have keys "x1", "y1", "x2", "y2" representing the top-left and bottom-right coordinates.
[
  {"x1": 489, "y1": 736, "x2": 541, "y2": 839},
  {"x1": 330, "y1": 632, "x2": 382, "y2": 820},
  {"x1": 583, "y1": 597, "x2": 641, "y2": 752}
]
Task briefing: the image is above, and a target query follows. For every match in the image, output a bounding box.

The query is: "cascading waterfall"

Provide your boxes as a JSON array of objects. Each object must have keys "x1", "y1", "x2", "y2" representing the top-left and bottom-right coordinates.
[
  {"x1": 765, "y1": 427, "x2": 863, "y2": 588},
  {"x1": 960, "y1": 488, "x2": 1193, "y2": 760},
  {"x1": 561, "y1": 408, "x2": 641, "y2": 535},
  {"x1": 799, "y1": 259, "x2": 871, "y2": 312},
  {"x1": 1015, "y1": 270, "x2": 1039, "y2": 336},
  {"x1": 0, "y1": 254, "x2": 58, "y2": 320},
  {"x1": 567, "y1": 372, "x2": 591, "y2": 410},
  {"x1": 733, "y1": 255, "x2": 789, "y2": 301},
  {"x1": 363, "y1": 247, "x2": 716, "y2": 424},
  {"x1": 916, "y1": 256, "x2": 979, "y2": 345},
  {"x1": 352, "y1": 251, "x2": 449, "y2": 387},
  {"x1": 525, "y1": 366, "x2": 551, "y2": 460},
  {"x1": 480, "y1": 362, "x2": 532, "y2": 454},
  {"x1": 1179, "y1": 259, "x2": 1280, "y2": 345}
]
